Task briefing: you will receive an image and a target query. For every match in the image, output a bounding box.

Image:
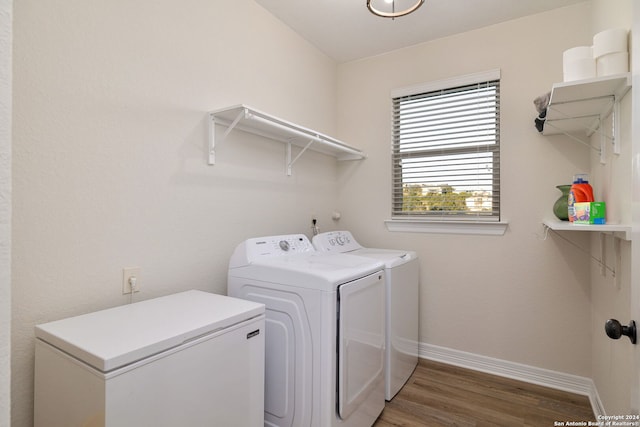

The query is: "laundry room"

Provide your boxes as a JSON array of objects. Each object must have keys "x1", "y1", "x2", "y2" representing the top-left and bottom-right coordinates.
[{"x1": 2, "y1": 0, "x2": 638, "y2": 425}]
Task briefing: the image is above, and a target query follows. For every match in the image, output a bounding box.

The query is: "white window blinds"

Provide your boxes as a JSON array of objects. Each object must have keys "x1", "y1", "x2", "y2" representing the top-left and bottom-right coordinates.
[{"x1": 391, "y1": 72, "x2": 500, "y2": 220}]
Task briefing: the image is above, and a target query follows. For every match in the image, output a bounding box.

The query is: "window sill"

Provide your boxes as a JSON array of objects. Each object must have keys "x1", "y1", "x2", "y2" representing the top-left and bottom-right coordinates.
[{"x1": 384, "y1": 219, "x2": 509, "y2": 236}]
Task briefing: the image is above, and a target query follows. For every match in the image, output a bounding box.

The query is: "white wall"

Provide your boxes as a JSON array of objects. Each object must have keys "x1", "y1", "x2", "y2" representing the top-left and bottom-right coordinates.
[
  {"x1": 589, "y1": 0, "x2": 634, "y2": 415},
  {"x1": 14, "y1": 0, "x2": 633, "y2": 424},
  {"x1": 631, "y1": 1, "x2": 640, "y2": 414},
  {"x1": 336, "y1": 3, "x2": 595, "y2": 376},
  {"x1": 11, "y1": 1, "x2": 339, "y2": 425},
  {"x1": 0, "y1": 0, "x2": 11, "y2": 426}
]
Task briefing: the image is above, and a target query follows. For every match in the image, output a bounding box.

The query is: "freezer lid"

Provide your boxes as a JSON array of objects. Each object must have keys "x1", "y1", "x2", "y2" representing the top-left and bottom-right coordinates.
[{"x1": 35, "y1": 290, "x2": 265, "y2": 373}]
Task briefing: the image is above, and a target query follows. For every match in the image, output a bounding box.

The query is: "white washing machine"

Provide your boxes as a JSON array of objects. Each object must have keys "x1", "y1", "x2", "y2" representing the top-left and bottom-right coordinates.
[
  {"x1": 313, "y1": 230, "x2": 419, "y2": 401},
  {"x1": 34, "y1": 290, "x2": 265, "y2": 427},
  {"x1": 227, "y1": 234, "x2": 386, "y2": 427}
]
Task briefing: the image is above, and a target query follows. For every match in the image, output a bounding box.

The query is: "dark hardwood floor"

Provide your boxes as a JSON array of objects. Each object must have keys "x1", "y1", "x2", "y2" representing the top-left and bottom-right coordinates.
[{"x1": 374, "y1": 359, "x2": 594, "y2": 426}]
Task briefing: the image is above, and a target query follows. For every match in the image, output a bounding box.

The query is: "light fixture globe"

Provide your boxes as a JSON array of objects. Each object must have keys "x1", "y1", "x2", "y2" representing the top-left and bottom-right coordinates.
[{"x1": 367, "y1": 0, "x2": 425, "y2": 18}]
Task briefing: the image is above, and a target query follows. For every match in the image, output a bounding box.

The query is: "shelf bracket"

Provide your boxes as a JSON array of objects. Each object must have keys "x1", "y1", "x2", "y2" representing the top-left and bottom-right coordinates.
[
  {"x1": 614, "y1": 235, "x2": 621, "y2": 289},
  {"x1": 612, "y1": 95, "x2": 621, "y2": 155},
  {"x1": 544, "y1": 93, "x2": 621, "y2": 165},
  {"x1": 598, "y1": 232, "x2": 623, "y2": 286},
  {"x1": 590, "y1": 96, "x2": 622, "y2": 163},
  {"x1": 544, "y1": 121, "x2": 601, "y2": 154},
  {"x1": 599, "y1": 232, "x2": 606, "y2": 277},
  {"x1": 286, "y1": 138, "x2": 317, "y2": 176},
  {"x1": 592, "y1": 96, "x2": 619, "y2": 164},
  {"x1": 544, "y1": 113, "x2": 617, "y2": 165},
  {"x1": 208, "y1": 109, "x2": 245, "y2": 165},
  {"x1": 599, "y1": 122, "x2": 607, "y2": 165}
]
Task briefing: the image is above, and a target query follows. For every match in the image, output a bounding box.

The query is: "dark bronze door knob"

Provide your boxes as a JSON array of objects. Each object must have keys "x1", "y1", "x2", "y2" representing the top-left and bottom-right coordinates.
[{"x1": 605, "y1": 319, "x2": 637, "y2": 344}]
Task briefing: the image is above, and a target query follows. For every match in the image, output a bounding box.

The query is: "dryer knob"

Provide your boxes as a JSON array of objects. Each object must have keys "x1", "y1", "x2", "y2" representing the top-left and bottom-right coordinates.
[{"x1": 279, "y1": 240, "x2": 290, "y2": 251}]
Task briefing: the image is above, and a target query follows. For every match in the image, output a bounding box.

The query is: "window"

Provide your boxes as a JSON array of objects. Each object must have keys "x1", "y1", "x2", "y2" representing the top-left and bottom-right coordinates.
[{"x1": 391, "y1": 70, "x2": 501, "y2": 223}]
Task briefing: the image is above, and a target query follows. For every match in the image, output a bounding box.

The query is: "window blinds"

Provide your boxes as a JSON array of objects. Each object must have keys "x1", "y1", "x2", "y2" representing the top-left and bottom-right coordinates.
[{"x1": 391, "y1": 78, "x2": 500, "y2": 220}]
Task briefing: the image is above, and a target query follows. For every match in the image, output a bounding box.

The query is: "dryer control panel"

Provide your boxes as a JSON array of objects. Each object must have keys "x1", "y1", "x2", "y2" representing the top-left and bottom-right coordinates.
[{"x1": 229, "y1": 234, "x2": 315, "y2": 268}]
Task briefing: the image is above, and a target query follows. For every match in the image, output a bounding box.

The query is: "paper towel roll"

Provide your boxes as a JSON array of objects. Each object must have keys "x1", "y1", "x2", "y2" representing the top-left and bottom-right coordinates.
[
  {"x1": 564, "y1": 59, "x2": 596, "y2": 82},
  {"x1": 596, "y1": 52, "x2": 629, "y2": 77},
  {"x1": 593, "y1": 28, "x2": 628, "y2": 58},
  {"x1": 563, "y1": 46, "x2": 595, "y2": 82},
  {"x1": 563, "y1": 46, "x2": 593, "y2": 62}
]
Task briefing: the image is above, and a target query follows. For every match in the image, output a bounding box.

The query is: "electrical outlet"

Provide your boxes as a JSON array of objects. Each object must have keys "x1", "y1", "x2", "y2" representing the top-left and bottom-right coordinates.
[{"x1": 122, "y1": 267, "x2": 141, "y2": 295}]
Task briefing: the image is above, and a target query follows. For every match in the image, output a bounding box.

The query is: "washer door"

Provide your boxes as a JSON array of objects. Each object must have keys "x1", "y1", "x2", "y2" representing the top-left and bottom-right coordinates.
[{"x1": 337, "y1": 271, "x2": 385, "y2": 420}]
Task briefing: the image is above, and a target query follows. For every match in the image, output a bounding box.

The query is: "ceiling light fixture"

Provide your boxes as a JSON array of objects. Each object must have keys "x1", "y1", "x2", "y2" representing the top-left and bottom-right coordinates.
[{"x1": 366, "y1": 0, "x2": 424, "y2": 18}]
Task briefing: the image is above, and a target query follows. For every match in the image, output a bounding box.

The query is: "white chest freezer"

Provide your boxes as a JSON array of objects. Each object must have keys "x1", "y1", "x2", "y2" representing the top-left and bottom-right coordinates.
[{"x1": 34, "y1": 290, "x2": 265, "y2": 427}]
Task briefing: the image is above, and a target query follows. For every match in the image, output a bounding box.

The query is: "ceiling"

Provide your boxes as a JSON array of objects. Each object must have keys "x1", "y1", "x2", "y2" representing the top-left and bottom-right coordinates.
[{"x1": 254, "y1": 0, "x2": 587, "y2": 63}]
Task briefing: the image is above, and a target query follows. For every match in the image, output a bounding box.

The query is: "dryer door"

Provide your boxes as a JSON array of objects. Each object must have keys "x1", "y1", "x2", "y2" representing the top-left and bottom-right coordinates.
[{"x1": 337, "y1": 271, "x2": 385, "y2": 420}]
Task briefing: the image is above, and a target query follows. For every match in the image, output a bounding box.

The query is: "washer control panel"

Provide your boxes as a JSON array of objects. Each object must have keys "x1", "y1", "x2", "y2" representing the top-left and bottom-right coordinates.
[
  {"x1": 312, "y1": 231, "x2": 363, "y2": 253},
  {"x1": 248, "y1": 234, "x2": 315, "y2": 259}
]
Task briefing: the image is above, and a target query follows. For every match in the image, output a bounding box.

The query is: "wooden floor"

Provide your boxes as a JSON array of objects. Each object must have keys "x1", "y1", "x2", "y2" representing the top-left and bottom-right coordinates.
[{"x1": 374, "y1": 359, "x2": 594, "y2": 426}]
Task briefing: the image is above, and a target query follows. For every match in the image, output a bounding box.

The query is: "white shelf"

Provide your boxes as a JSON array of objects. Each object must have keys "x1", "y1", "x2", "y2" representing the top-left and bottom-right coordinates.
[
  {"x1": 208, "y1": 105, "x2": 366, "y2": 175},
  {"x1": 543, "y1": 219, "x2": 631, "y2": 241},
  {"x1": 543, "y1": 73, "x2": 631, "y2": 136}
]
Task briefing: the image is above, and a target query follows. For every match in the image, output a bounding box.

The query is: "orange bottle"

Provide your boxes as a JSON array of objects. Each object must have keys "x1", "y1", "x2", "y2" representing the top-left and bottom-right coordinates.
[{"x1": 568, "y1": 173, "x2": 594, "y2": 222}]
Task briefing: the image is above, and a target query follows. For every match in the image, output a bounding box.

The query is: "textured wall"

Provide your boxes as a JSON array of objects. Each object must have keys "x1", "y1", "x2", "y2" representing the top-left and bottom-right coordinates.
[
  {"x1": 588, "y1": 0, "x2": 634, "y2": 415},
  {"x1": 0, "y1": 0, "x2": 11, "y2": 425},
  {"x1": 12, "y1": 1, "x2": 338, "y2": 425},
  {"x1": 14, "y1": 0, "x2": 634, "y2": 424},
  {"x1": 336, "y1": 3, "x2": 595, "y2": 376}
]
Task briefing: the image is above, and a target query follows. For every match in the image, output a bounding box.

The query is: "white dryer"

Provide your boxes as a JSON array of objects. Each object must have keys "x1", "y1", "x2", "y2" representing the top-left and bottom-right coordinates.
[
  {"x1": 313, "y1": 231, "x2": 419, "y2": 401},
  {"x1": 227, "y1": 234, "x2": 386, "y2": 427}
]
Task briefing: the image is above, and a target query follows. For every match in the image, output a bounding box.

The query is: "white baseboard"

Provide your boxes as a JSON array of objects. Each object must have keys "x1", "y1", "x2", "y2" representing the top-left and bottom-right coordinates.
[{"x1": 419, "y1": 342, "x2": 605, "y2": 418}]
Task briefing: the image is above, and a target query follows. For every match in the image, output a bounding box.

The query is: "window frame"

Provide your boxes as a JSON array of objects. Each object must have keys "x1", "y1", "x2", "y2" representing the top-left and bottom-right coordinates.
[{"x1": 386, "y1": 69, "x2": 508, "y2": 236}]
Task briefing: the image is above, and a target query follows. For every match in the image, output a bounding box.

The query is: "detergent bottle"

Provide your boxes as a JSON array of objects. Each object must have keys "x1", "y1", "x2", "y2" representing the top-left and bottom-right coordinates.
[{"x1": 568, "y1": 173, "x2": 594, "y2": 222}]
